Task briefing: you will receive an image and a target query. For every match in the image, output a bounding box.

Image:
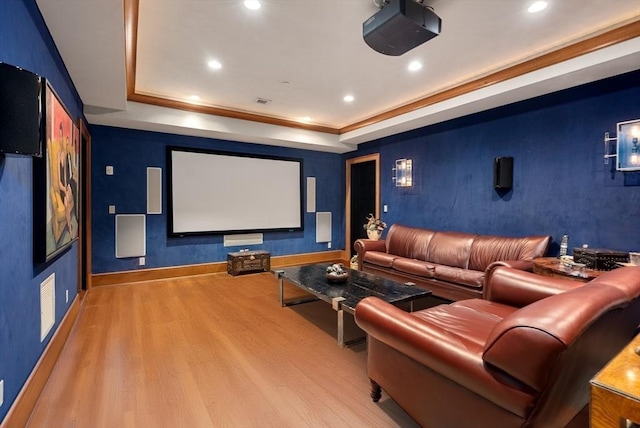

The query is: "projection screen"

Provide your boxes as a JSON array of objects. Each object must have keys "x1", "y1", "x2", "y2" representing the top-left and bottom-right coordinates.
[{"x1": 168, "y1": 147, "x2": 303, "y2": 235}]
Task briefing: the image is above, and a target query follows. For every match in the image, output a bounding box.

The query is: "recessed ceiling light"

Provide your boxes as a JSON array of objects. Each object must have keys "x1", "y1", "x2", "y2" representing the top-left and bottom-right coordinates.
[
  {"x1": 343, "y1": 95, "x2": 354, "y2": 103},
  {"x1": 408, "y1": 61, "x2": 422, "y2": 72},
  {"x1": 300, "y1": 116, "x2": 312, "y2": 123},
  {"x1": 207, "y1": 60, "x2": 222, "y2": 70},
  {"x1": 244, "y1": 0, "x2": 261, "y2": 10},
  {"x1": 528, "y1": 1, "x2": 548, "y2": 13},
  {"x1": 189, "y1": 95, "x2": 201, "y2": 101}
]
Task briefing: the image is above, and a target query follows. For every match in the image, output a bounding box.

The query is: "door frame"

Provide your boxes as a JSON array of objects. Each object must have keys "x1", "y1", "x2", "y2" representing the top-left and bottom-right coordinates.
[
  {"x1": 78, "y1": 118, "x2": 92, "y2": 291},
  {"x1": 345, "y1": 153, "x2": 380, "y2": 259}
]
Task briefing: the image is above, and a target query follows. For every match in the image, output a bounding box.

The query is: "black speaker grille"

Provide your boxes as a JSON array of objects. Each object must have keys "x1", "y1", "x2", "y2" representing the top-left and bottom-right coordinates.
[{"x1": 494, "y1": 157, "x2": 513, "y2": 189}]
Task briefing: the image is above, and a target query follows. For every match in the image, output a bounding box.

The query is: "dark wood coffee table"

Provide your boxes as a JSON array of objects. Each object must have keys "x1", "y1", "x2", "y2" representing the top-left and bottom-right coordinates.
[{"x1": 274, "y1": 263, "x2": 431, "y2": 347}]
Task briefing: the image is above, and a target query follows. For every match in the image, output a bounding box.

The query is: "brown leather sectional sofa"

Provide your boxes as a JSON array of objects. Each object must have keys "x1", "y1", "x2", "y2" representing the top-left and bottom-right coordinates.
[
  {"x1": 354, "y1": 224, "x2": 551, "y2": 301},
  {"x1": 354, "y1": 266, "x2": 640, "y2": 427}
]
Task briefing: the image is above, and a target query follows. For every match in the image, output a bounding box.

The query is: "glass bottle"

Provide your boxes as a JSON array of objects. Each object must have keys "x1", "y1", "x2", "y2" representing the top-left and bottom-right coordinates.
[{"x1": 559, "y1": 234, "x2": 568, "y2": 258}]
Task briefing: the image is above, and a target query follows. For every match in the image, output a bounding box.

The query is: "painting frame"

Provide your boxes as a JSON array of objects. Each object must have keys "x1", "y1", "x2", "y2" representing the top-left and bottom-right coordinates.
[{"x1": 33, "y1": 79, "x2": 80, "y2": 263}]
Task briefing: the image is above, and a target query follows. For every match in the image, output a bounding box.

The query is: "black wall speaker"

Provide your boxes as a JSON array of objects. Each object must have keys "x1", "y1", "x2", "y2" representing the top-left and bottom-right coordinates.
[{"x1": 494, "y1": 157, "x2": 513, "y2": 189}]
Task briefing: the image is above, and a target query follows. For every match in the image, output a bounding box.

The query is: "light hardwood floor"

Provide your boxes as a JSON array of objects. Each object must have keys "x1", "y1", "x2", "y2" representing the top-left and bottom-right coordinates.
[{"x1": 26, "y1": 272, "x2": 418, "y2": 427}]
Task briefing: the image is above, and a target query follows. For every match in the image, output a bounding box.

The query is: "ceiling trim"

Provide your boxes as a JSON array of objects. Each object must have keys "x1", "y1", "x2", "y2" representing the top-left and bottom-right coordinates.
[
  {"x1": 127, "y1": 92, "x2": 342, "y2": 135},
  {"x1": 123, "y1": 0, "x2": 640, "y2": 137},
  {"x1": 124, "y1": 0, "x2": 138, "y2": 98},
  {"x1": 340, "y1": 19, "x2": 640, "y2": 134}
]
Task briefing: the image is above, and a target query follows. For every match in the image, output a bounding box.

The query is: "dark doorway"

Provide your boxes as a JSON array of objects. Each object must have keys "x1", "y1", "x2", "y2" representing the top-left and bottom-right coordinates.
[
  {"x1": 350, "y1": 160, "x2": 376, "y2": 254},
  {"x1": 78, "y1": 119, "x2": 92, "y2": 292}
]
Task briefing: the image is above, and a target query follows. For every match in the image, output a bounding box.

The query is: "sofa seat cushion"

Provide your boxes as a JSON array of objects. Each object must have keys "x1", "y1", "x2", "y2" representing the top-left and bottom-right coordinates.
[
  {"x1": 412, "y1": 300, "x2": 515, "y2": 348},
  {"x1": 363, "y1": 251, "x2": 397, "y2": 268},
  {"x1": 434, "y1": 264, "x2": 484, "y2": 289},
  {"x1": 392, "y1": 257, "x2": 436, "y2": 278},
  {"x1": 453, "y1": 299, "x2": 519, "y2": 322}
]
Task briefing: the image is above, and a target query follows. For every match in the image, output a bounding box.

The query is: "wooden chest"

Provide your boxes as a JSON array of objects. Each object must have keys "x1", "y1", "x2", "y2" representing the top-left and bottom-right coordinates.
[
  {"x1": 227, "y1": 250, "x2": 271, "y2": 276},
  {"x1": 573, "y1": 248, "x2": 628, "y2": 271}
]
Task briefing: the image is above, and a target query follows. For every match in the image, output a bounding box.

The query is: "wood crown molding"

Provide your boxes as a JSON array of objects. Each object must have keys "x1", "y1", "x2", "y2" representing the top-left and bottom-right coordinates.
[
  {"x1": 124, "y1": 0, "x2": 138, "y2": 97},
  {"x1": 123, "y1": 1, "x2": 640, "y2": 136},
  {"x1": 127, "y1": 92, "x2": 341, "y2": 135},
  {"x1": 340, "y1": 20, "x2": 640, "y2": 134}
]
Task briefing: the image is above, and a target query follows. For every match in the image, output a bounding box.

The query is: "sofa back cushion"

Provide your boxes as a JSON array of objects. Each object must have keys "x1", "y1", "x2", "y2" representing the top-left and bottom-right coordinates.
[
  {"x1": 386, "y1": 224, "x2": 435, "y2": 261},
  {"x1": 482, "y1": 284, "x2": 628, "y2": 392},
  {"x1": 468, "y1": 235, "x2": 551, "y2": 272},
  {"x1": 426, "y1": 231, "x2": 476, "y2": 268},
  {"x1": 515, "y1": 235, "x2": 552, "y2": 261}
]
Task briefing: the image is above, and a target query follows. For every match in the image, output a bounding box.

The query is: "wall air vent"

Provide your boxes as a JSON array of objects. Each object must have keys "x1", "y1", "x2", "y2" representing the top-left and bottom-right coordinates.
[{"x1": 40, "y1": 273, "x2": 55, "y2": 342}]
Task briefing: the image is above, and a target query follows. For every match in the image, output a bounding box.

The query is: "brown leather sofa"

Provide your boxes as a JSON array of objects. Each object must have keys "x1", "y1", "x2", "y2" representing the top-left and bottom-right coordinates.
[
  {"x1": 354, "y1": 266, "x2": 640, "y2": 428},
  {"x1": 354, "y1": 224, "x2": 551, "y2": 301}
]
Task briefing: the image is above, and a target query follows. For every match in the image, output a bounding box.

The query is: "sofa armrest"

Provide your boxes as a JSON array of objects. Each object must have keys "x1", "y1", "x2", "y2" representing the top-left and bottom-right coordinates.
[
  {"x1": 483, "y1": 266, "x2": 583, "y2": 306},
  {"x1": 354, "y1": 297, "x2": 532, "y2": 415},
  {"x1": 354, "y1": 239, "x2": 387, "y2": 270}
]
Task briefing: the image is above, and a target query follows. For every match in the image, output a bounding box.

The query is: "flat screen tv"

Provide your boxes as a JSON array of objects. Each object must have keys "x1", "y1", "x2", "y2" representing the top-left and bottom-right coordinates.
[
  {"x1": 0, "y1": 62, "x2": 44, "y2": 157},
  {"x1": 167, "y1": 146, "x2": 304, "y2": 236}
]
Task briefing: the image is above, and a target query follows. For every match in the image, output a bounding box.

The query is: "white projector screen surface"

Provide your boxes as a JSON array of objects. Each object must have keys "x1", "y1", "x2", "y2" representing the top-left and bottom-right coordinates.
[{"x1": 168, "y1": 147, "x2": 303, "y2": 235}]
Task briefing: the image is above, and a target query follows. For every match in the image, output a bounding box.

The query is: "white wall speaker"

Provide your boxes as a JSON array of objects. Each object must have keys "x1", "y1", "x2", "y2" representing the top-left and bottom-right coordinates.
[
  {"x1": 307, "y1": 177, "x2": 316, "y2": 213},
  {"x1": 316, "y1": 212, "x2": 331, "y2": 243},
  {"x1": 147, "y1": 167, "x2": 162, "y2": 214},
  {"x1": 115, "y1": 214, "x2": 146, "y2": 258}
]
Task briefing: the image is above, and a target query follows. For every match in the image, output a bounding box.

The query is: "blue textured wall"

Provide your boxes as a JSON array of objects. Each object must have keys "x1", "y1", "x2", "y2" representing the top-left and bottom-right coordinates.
[
  {"x1": 0, "y1": 0, "x2": 82, "y2": 422},
  {"x1": 354, "y1": 71, "x2": 640, "y2": 255},
  {"x1": 90, "y1": 126, "x2": 344, "y2": 273}
]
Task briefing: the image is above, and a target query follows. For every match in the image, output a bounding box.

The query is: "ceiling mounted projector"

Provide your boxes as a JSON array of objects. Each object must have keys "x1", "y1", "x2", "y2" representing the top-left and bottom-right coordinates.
[{"x1": 363, "y1": 0, "x2": 441, "y2": 56}]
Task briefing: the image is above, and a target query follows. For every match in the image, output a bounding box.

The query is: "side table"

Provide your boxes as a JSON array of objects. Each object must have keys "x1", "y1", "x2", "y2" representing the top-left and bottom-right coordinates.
[
  {"x1": 590, "y1": 334, "x2": 640, "y2": 427},
  {"x1": 532, "y1": 257, "x2": 605, "y2": 282}
]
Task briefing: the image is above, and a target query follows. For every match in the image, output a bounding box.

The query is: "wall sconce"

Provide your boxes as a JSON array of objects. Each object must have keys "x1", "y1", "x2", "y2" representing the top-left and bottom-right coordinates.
[
  {"x1": 604, "y1": 119, "x2": 640, "y2": 171},
  {"x1": 393, "y1": 158, "x2": 413, "y2": 187}
]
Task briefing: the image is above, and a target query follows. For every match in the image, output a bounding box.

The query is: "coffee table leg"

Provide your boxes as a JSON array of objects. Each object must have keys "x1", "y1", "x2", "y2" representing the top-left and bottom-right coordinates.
[
  {"x1": 278, "y1": 275, "x2": 285, "y2": 307},
  {"x1": 332, "y1": 297, "x2": 347, "y2": 347},
  {"x1": 337, "y1": 308, "x2": 345, "y2": 347}
]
